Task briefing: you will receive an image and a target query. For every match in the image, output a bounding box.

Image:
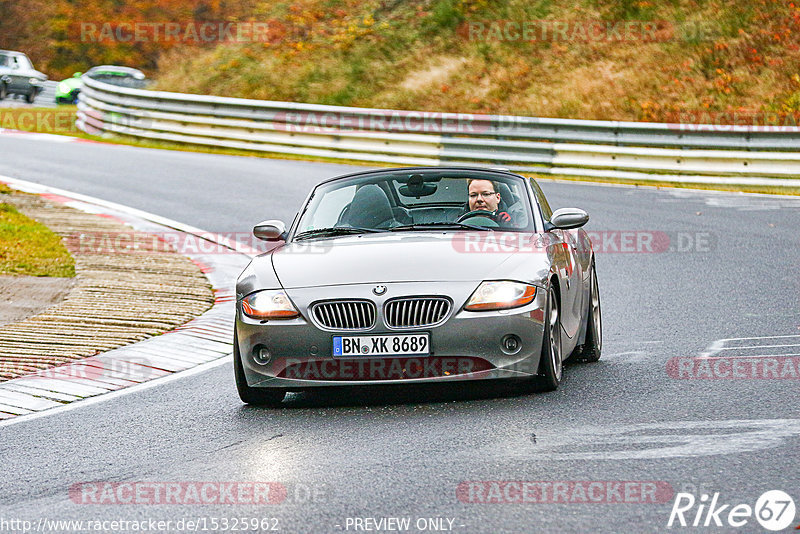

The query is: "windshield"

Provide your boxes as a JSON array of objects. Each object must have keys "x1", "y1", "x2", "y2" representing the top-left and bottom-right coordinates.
[
  {"x1": 12, "y1": 54, "x2": 33, "y2": 70},
  {"x1": 294, "y1": 169, "x2": 535, "y2": 240}
]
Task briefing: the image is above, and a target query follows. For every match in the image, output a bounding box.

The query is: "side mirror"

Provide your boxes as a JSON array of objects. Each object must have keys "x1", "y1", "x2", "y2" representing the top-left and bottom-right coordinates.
[
  {"x1": 253, "y1": 220, "x2": 287, "y2": 241},
  {"x1": 546, "y1": 208, "x2": 589, "y2": 231}
]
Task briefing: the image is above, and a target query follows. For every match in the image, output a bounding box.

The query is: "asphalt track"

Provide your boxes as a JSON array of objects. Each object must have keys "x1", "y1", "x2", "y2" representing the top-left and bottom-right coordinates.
[{"x1": 0, "y1": 136, "x2": 799, "y2": 533}]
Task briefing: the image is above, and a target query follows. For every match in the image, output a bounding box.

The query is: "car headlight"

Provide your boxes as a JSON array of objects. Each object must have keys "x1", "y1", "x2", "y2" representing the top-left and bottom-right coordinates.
[
  {"x1": 241, "y1": 290, "x2": 299, "y2": 319},
  {"x1": 29, "y1": 78, "x2": 43, "y2": 85},
  {"x1": 464, "y1": 281, "x2": 537, "y2": 311}
]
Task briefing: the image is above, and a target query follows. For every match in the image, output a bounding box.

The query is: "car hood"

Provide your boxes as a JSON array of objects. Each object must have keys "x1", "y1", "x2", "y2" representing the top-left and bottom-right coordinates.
[
  {"x1": 3, "y1": 68, "x2": 46, "y2": 79},
  {"x1": 24, "y1": 69, "x2": 47, "y2": 80},
  {"x1": 270, "y1": 232, "x2": 547, "y2": 288}
]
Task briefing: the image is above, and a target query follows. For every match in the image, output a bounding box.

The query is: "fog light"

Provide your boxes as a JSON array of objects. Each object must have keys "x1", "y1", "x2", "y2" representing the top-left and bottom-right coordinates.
[
  {"x1": 253, "y1": 345, "x2": 272, "y2": 365},
  {"x1": 502, "y1": 334, "x2": 522, "y2": 354}
]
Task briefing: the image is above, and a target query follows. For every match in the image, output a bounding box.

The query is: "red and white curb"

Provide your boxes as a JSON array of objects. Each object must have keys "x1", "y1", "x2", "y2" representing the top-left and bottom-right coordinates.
[{"x1": 0, "y1": 176, "x2": 259, "y2": 423}]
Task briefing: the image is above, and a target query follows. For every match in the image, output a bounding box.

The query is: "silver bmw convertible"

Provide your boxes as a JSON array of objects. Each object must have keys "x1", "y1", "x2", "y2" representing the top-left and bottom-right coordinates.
[{"x1": 234, "y1": 167, "x2": 601, "y2": 405}]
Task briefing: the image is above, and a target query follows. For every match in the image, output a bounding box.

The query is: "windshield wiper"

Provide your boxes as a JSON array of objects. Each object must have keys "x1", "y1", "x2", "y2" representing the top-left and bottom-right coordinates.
[
  {"x1": 390, "y1": 222, "x2": 493, "y2": 232},
  {"x1": 294, "y1": 226, "x2": 388, "y2": 241}
]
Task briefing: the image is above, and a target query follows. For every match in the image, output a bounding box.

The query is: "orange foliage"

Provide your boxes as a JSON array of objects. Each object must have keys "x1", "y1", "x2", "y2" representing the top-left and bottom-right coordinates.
[{"x1": 0, "y1": 0, "x2": 267, "y2": 78}]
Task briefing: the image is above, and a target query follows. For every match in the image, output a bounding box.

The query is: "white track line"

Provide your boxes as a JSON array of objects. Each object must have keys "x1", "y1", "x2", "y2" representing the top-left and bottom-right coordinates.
[
  {"x1": 0, "y1": 175, "x2": 250, "y2": 427},
  {"x1": 718, "y1": 344, "x2": 800, "y2": 350},
  {"x1": 698, "y1": 335, "x2": 800, "y2": 359},
  {"x1": 713, "y1": 334, "x2": 800, "y2": 342},
  {"x1": 0, "y1": 358, "x2": 230, "y2": 428},
  {"x1": 700, "y1": 353, "x2": 800, "y2": 360}
]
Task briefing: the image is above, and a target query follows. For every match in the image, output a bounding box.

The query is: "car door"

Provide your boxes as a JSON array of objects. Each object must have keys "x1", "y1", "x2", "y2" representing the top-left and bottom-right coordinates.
[
  {"x1": 530, "y1": 179, "x2": 584, "y2": 341},
  {"x1": 560, "y1": 227, "x2": 585, "y2": 341},
  {"x1": 7, "y1": 55, "x2": 25, "y2": 92},
  {"x1": 542, "y1": 227, "x2": 581, "y2": 342}
]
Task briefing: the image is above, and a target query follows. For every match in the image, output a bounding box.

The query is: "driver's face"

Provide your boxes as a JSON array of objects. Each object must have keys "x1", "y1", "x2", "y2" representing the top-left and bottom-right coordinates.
[{"x1": 468, "y1": 180, "x2": 501, "y2": 212}]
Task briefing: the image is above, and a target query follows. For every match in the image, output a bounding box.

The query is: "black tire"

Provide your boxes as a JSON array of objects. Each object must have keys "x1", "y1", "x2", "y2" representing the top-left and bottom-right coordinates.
[
  {"x1": 573, "y1": 264, "x2": 602, "y2": 362},
  {"x1": 530, "y1": 284, "x2": 562, "y2": 392},
  {"x1": 25, "y1": 90, "x2": 35, "y2": 104},
  {"x1": 0, "y1": 84, "x2": 6, "y2": 100},
  {"x1": 233, "y1": 332, "x2": 285, "y2": 406}
]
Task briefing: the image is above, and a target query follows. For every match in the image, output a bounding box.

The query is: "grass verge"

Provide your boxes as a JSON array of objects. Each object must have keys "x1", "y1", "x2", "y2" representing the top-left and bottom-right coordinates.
[{"x1": 0, "y1": 191, "x2": 76, "y2": 277}]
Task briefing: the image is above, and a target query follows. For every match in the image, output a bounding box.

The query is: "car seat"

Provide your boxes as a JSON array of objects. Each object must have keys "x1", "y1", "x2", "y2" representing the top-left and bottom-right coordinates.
[{"x1": 341, "y1": 184, "x2": 396, "y2": 229}]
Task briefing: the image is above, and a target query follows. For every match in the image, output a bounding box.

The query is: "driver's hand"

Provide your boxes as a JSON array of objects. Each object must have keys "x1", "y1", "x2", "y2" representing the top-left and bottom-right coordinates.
[{"x1": 497, "y1": 211, "x2": 512, "y2": 223}]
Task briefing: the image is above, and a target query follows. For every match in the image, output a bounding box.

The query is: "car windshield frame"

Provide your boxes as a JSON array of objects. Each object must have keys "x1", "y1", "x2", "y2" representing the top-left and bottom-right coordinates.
[{"x1": 289, "y1": 168, "x2": 539, "y2": 242}]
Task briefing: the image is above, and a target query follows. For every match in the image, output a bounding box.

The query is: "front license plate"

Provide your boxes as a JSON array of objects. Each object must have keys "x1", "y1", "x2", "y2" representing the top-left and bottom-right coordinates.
[{"x1": 333, "y1": 334, "x2": 430, "y2": 357}]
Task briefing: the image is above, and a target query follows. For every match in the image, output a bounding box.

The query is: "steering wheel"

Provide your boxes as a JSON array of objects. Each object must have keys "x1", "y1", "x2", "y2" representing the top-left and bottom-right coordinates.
[{"x1": 456, "y1": 210, "x2": 499, "y2": 224}]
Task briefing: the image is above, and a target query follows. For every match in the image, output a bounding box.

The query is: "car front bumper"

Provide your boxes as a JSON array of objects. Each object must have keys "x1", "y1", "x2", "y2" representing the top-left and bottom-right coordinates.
[{"x1": 235, "y1": 281, "x2": 547, "y2": 390}]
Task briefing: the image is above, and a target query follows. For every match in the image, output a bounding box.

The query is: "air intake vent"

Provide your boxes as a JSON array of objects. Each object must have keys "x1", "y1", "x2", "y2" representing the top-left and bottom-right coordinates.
[
  {"x1": 311, "y1": 300, "x2": 376, "y2": 330},
  {"x1": 384, "y1": 297, "x2": 451, "y2": 328}
]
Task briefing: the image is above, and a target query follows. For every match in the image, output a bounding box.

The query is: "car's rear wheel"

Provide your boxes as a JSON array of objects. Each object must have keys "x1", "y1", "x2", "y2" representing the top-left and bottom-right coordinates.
[
  {"x1": 531, "y1": 284, "x2": 562, "y2": 392},
  {"x1": 233, "y1": 332, "x2": 285, "y2": 406},
  {"x1": 574, "y1": 264, "x2": 602, "y2": 363},
  {"x1": 0, "y1": 84, "x2": 7, "y2": 100}
]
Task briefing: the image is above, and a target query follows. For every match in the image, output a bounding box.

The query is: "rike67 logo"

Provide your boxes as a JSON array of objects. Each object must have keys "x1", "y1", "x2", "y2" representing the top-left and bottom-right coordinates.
[{"x1": 667, "y1": 490, "x2": 796, "y2": 531}]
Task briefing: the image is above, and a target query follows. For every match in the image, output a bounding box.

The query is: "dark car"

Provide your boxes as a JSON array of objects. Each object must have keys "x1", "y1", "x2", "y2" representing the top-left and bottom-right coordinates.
[{"x1": 0, "y1": 50, "x2": 48, "y2": 103}]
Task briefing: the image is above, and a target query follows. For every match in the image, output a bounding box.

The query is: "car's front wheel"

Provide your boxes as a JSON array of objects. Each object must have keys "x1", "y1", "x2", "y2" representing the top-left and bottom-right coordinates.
[
  {"x1": 25, "y1": 90, "x2": 36, "y2": 104},
  {"x1": 574, "y1": 264, "x2": 602, "y2": 363},
  {"x1": 233, "y1": 332, "x2": 285, "y2": 406},
  {"x1": 0, "y1": 84, "x2": 6, "y2": 100},
  {"x1": 531, "y1": 284, "x2": 562, "y2": 392}
]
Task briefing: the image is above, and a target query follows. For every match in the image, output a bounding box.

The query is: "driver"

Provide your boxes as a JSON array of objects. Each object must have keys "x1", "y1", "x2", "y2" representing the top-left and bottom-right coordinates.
[{"x1": 467, "y1": 179, "x2": 513, "y2": 223}]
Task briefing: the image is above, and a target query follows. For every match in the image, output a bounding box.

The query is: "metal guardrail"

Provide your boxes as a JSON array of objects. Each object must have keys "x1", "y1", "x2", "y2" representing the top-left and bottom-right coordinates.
[
  {"x1": 36, "y1": 81, "x2": 57, "y2": 107},
  {"x1": 76, "y1": 75, "x2": 800, "y2": 186}
]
